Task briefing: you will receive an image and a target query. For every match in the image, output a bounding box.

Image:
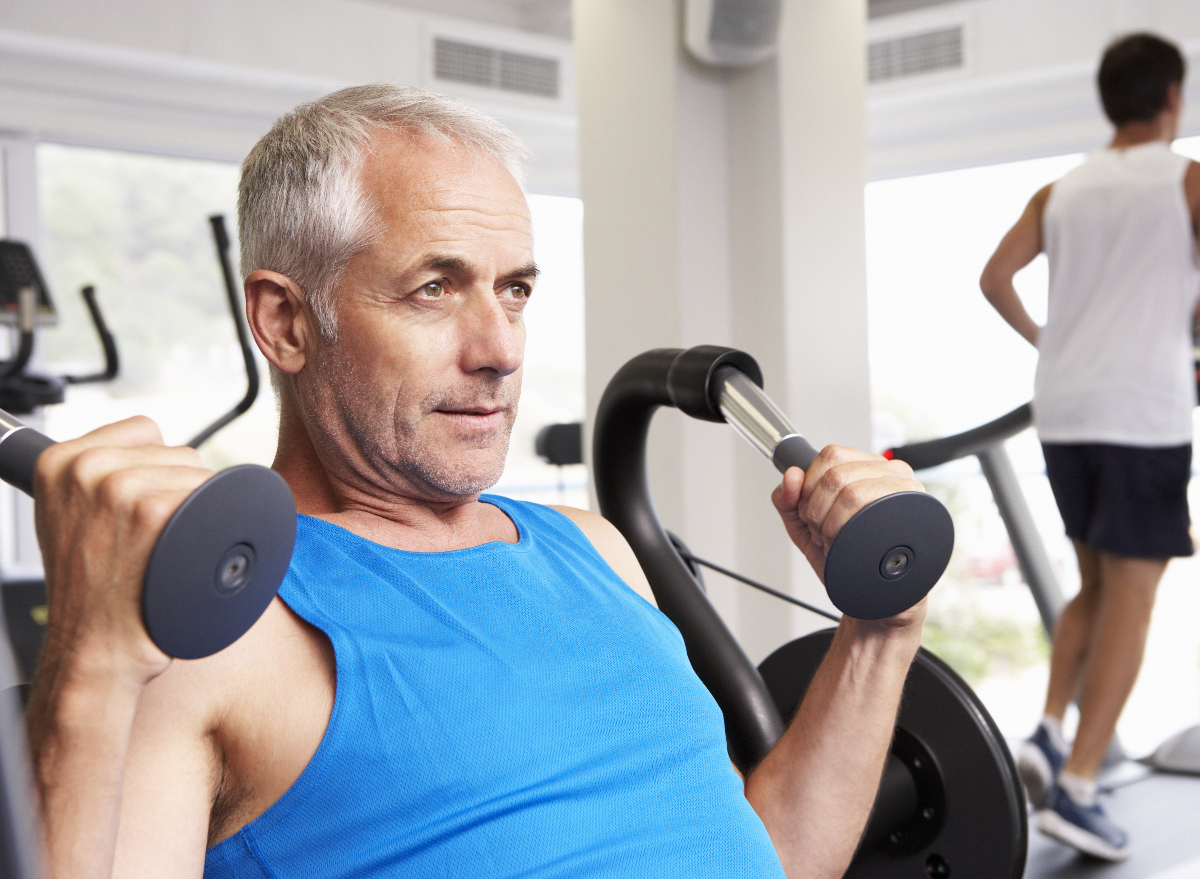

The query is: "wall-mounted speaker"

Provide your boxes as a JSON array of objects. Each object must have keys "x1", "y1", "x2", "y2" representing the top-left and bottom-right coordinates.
[{"x1": 684, "y1": 0, "x2": 782, "y2": 67}]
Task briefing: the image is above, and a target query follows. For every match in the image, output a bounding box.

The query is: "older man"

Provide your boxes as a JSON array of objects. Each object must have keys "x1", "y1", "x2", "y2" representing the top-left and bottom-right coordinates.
[{"x1": 27, "y1": 85, "x2": 925, "y2": 879}]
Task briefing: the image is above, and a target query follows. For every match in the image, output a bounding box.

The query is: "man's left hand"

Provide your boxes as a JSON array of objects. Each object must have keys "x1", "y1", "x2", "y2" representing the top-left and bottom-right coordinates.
[{"x1": 771, "y1": 445, "x2": 925, "y2": 588}]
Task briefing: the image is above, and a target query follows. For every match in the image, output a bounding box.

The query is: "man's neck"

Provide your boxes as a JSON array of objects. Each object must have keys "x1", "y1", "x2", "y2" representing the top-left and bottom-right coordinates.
[{"x1": 1109, "y1": 113, "x2": 1176, "y2": 149}]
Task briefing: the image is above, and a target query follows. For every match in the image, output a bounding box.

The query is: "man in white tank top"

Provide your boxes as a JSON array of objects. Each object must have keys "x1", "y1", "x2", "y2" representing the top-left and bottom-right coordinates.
[{"x1": 981, "y1": 33, "x2": 1200, "y2": 862}]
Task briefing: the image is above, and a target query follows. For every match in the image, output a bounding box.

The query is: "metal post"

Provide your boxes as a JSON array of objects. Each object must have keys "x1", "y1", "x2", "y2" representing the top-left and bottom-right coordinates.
[{"x1": 976, "y1": 445, "x2": 1064, "y2": 636}]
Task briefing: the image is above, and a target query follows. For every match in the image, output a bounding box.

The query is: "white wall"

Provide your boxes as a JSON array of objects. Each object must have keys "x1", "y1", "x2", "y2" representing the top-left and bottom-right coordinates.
[
  {"x1": 868, "y1": 0, "x2": 1200, "y2": 179},
  {"x1": 575, "y1": 0, "x2": 870, "y2": 661},
  {"x1": 0, "y1": 0, "x2": 577, "y2": 198}
]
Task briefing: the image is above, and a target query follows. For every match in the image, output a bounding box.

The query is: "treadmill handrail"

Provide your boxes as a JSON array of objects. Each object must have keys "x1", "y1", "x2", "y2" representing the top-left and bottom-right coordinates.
[{"x1": 887, "y1": 403, "x2": 1032, "y2": 472}]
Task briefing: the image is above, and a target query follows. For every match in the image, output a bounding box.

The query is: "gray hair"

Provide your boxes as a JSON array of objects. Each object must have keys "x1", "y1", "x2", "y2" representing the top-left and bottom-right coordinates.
[{"x1": 238, "y1": 83, "x2": 530, "y2": 339}]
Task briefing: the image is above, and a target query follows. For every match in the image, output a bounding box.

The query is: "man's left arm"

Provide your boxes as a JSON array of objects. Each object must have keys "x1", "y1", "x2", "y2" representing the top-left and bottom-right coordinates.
[
  {"x1": 740, "y1": 447, "x2": 925, "y2": 879},
  {"x1": 564, "y1": 448, "x2": 927, "y2": 877}
]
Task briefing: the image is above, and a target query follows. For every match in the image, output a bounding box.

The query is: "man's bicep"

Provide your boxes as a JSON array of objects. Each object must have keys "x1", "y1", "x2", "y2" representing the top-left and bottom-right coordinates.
[
  {"x1": 112, "y1": 665, "x2": 218, "y2": 877},
  {"x1": 550, "y1": 506, "x2": 658, "y2": 608}
]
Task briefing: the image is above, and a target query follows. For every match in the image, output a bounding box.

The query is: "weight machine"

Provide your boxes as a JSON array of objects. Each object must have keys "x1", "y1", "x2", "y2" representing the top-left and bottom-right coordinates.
[{"x1": 593, "y1": 345, "x2": 1026, "y2": 879}]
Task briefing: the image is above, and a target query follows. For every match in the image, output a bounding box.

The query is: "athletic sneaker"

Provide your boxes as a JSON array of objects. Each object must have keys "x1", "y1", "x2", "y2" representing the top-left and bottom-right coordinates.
[
  {"x1": 1017, "y1": 722, "x2": 1065, "y2": 808},
  {"x1": 1036, "y1": 784, "x2": 1129, "y2": 861}
]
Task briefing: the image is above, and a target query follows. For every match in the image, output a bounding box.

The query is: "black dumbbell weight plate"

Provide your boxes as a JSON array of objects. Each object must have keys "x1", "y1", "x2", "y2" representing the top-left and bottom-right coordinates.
[
  {"x1": 822, "y1": 491, "x2": 954, "y2": 620},
  {"x1": 142, "y1": 464, "x2": 296, "y2": 659},
  {"x1": 758, "y1": 629, "x2": 1026, "y2": 879}
]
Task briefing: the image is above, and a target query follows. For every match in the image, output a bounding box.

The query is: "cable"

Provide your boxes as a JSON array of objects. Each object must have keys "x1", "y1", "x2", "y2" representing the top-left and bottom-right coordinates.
[{"x1": 673, "y1": 548, "x2": 841, "y2": 623}]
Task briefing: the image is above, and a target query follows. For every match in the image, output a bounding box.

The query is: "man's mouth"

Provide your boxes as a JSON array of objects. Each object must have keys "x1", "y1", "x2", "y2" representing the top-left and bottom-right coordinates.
[
  {"x1": 433, "y1": 405, "x2": 509, "y2": 431},
  {"x1": 437, "y1": 403, "x2": 506, "y2": 417}
]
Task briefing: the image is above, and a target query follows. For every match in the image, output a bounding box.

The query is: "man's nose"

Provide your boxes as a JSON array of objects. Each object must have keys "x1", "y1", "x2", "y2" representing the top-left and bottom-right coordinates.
[{"x1": 460, "y1": 291, "x2": 523, "y2": 377}]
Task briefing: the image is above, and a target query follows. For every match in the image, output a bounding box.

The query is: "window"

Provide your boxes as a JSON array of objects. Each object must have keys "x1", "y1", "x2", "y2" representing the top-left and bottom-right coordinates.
[
  {"x1": 493, "y1": 193, "x2": 588, "y2": 507},
  {"x1": 36, "y1": 144, "x2": 258, "y2": 467},
  {"x1": 865, "y1": 137, "x2": 1200, "y2": 754}
]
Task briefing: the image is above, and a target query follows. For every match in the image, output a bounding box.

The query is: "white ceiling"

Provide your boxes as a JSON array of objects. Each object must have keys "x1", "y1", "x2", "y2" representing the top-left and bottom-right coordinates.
[{"x1": 362, "y1": 0, "x2": 571, "y2": 38}]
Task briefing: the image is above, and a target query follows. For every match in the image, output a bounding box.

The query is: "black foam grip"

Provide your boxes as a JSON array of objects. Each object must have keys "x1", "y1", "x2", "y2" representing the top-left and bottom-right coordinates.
[
  {"x1": 772, "y1": 434, "x2": 820, "y2": 474},
  {"x1": 0, "y1": 427, "x2": 54, "y2": 497},
  {"x1": 888, "y1": 403, "x2": 1031, "y2": 472}
]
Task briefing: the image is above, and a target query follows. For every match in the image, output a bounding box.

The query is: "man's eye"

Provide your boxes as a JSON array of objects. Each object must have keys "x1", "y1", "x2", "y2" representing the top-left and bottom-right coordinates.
[
  {"x1": 420, "y1": 282, "x2": 445, "y2": 297},
  {"x1": 505, "y1": 284, "x2": 531, "y2": 300}
]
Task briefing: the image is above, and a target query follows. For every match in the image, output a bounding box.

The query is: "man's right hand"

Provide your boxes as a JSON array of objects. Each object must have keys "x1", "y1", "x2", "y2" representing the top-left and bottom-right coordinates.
[{"x1": 33, "y1": 416, "x2": 215, "y2": 686}]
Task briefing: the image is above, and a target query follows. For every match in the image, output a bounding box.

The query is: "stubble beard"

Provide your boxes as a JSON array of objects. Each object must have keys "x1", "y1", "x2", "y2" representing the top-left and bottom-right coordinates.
[
  {"x1": 313, "y1": 353, "x2": 521, "y2": 500},
  {"x1": 390, "y1": 390, "x2": 518, "y2": 498}
]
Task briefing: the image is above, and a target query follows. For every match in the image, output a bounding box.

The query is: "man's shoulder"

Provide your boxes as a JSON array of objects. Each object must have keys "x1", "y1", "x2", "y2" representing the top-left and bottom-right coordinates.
[
  {"x1": 547, "y1": 506, "x2": 658, "y2": 608},
  {"x1": 1029, "y1": 181, "x2": 1055, "y2": 218},
  {"x1": 545, "y1": 504, "x2": 604, "y2": 531},
  {"x1": 544, "y1": 504, "x2": 631, "y2": 554}
]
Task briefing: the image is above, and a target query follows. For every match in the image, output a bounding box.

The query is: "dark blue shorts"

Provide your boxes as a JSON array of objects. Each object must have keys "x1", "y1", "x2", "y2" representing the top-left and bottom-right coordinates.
[{"x1": 1042, "y1": 442, "x2": 1193, "y2": 559}]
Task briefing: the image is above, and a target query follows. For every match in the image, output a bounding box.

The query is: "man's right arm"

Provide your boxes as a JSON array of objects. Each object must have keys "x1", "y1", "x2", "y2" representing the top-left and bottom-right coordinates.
[
  {"x1": 980, "y1": 183, "x2": 1052, "y2": 347},
  {"x1": 25, "y1": 418, "x2": 217, "y2": 878}
]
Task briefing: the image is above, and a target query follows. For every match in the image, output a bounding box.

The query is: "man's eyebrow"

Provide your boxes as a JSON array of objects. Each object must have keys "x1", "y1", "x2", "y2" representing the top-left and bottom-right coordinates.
[
  {"x1": 420, "y1": 255, "x2": 471, "y2": 274},
  {"x1": 506, "y1": 262, "x2": 541, "y2": 281},
  {"x1": 416, "y1": 257, "x2": 540, "y2": 280}
]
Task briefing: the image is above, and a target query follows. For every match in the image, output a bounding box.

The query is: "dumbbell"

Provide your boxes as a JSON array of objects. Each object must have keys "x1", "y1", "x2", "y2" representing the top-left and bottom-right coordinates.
[
  {"x1": 596, "y1": 346, "x2": 954, "y2": 621},
  {"x1": 0, "y1": 409, "x2": 295, "y2": 659},
  {"x1": 713, "y1": 363, "x2": 954, "y2": 619}
]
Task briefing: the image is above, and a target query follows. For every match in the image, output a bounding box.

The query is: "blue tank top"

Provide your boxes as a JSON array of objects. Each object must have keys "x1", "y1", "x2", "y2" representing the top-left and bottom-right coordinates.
[{"x1": 204, "y1": 496, "x2": 785, "y2": 878}]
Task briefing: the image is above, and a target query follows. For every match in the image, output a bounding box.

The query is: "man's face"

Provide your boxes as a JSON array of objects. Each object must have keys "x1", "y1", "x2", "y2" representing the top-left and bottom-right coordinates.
[{"x1": 300, "y1": 133, "x2": 536, "y2": 503}]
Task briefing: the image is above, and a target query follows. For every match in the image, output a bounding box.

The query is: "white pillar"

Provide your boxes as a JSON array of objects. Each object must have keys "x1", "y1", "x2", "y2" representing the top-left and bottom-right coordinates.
[{"x1": 576, "y1": 0, "x2": 869, "y2": 662}]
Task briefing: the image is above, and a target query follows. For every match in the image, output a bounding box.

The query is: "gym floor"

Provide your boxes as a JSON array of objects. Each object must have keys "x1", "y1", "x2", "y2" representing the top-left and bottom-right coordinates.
[{"x1": 1022, "y1": 765, "x2": 1200, "y2": 878}]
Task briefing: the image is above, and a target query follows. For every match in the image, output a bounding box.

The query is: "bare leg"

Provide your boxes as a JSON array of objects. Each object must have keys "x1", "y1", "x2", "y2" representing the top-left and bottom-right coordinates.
[
  {"x1": 1043, "y1": 541, "x2": 1102, "y2": 720},
  {"x1": 1064, "y1": 552, "x2": 1166, "y2": 780}
]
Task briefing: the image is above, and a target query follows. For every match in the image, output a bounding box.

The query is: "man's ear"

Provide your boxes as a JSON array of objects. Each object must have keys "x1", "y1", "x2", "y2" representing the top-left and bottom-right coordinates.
[
  {"x1": 244, "y1": 270, "x2": 314, "y2": 375},
  {"x1": 1166, "y1": 81, "x2": 1183, "y2": 115}
]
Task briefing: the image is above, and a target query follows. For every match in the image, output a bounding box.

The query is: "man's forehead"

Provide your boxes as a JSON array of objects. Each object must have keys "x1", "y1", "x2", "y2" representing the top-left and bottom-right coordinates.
[
  {"x1": 365, "y1": 150, "x2": 529, "y2": 240},
  {"x1": 363, "y1": 131, "x2": 524, "y2": 201}
]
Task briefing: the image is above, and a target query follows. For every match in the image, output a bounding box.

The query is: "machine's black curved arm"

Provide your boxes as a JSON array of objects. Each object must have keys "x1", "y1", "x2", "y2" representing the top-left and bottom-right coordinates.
[
  {"x1": 593, "y1": 346, "x2": 785, "y2": 771},
  {"x1": 886, "y1": 403, "x2": 1032, "y2": 472},
  {"x1": 64, "y1": 286, "x2": 119, "y2": 384},
  {"x1": 188, "y1": 215, "x2": 260, "y2": 449}
]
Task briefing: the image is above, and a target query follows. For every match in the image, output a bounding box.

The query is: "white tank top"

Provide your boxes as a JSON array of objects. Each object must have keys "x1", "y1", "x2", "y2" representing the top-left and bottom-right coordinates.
[{"x1": 1035, "y1": 142, "x2": 1200, "y2": 446}]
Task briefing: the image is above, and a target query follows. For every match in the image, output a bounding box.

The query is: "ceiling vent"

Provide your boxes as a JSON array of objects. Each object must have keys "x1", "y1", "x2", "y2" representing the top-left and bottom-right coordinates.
[
  {"x1": 433, "y1": 37, "x2": 559, "y2": 99},
  {"x1": 868, "y1": 25, "x2": 963, "y2": 83}
]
